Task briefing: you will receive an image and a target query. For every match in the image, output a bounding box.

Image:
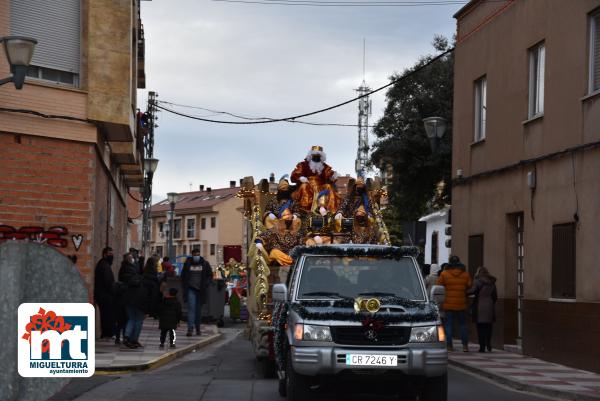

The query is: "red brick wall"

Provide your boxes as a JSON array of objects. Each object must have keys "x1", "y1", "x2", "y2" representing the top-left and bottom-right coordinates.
[
  {"x1": 0, "y1": 131, "x2": 131, "y2": 299},
  {"x1": 0, "y1": 131, "x2": 94, "y2": 289}
]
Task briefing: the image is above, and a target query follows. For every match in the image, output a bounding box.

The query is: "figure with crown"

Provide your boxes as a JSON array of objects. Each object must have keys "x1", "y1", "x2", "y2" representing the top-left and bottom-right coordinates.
[{"x1": 291, "y1": 146, "x2": 340, "y2": 214}]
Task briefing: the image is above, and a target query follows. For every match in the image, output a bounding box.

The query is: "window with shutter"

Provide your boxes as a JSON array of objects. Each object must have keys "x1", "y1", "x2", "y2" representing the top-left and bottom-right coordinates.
[
  {"x1": 591, "y1": 10, "x2": 600, "y2": 93},
  {"x1": 11, "y1": 0, "x2": 81, "y2": 86},
  {"x1": 551, "y1": 223, "x2": 576, "y2": 299}
]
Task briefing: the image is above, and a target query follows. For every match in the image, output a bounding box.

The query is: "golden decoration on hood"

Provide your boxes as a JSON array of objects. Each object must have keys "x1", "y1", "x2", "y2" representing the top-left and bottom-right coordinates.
[
  {"x1": 366, "y1": 298, "x2": 381, "y2": 313},
  {"x1": 354, "y1": 297, "x2": 381, "y2": 313}
]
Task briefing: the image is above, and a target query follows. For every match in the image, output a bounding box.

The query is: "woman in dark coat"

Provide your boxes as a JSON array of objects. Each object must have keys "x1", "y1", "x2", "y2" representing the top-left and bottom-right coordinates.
[
  {"x1": 142, "y1": 257, "x2": 161, "y2": 319},
  {"x1": 120, "y1": 253, "x2": 148, "y2": 349},
  {"x1": 470, "y1": 266, "x2": 498, "y2": 352}
]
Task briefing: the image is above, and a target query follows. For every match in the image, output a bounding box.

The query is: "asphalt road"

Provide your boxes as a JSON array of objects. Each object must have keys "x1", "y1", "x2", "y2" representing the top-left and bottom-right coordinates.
[{"x1": 50, "y1": 326, "x2": 551, "y2": 401}]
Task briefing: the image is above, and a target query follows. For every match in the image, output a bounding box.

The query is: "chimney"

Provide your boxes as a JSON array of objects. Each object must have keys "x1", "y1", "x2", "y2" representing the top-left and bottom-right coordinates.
[
  {"x1": 230, "y1": 180, "x2": 236, "y2": 188},
  {"x1": 269, "y1": 173, "x2": 275, "y2": 183},
  {"x1": 207, "y1": 187, "x2": 212, "y2": 193},
  {"x1": 199, "y1": 185, "x2": 204, "y2": 191}
]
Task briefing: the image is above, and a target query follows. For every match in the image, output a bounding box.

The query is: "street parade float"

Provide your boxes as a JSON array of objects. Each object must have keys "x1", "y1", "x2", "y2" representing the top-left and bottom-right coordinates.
[{"x1": 238, "y1": 146, "x2": 391, "y2": 377}]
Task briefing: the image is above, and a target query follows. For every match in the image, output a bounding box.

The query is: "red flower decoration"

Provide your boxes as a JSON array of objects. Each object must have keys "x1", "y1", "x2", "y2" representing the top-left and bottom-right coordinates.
[
  {"x1": 361, "y1": 317, "x2": 385, "y2": 332},
  {"x1": 22, "y1": 308, "x2": 72, "y2": 353}
]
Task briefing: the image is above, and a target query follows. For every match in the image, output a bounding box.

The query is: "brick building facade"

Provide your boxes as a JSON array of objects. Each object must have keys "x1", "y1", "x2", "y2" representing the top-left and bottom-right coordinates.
[{"x1": 0, "y1": 0, "x2": 148, "y2": 299}]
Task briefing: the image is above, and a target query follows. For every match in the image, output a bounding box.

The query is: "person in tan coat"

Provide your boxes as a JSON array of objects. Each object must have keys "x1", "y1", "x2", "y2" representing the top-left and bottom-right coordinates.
[{"x1": 436, "y1": 256, "x2": 473, "y2": 352}]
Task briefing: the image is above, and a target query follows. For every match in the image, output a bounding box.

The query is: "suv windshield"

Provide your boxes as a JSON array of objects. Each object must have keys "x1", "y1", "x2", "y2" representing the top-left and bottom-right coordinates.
[{"x1": 297, "y1": 256, "x2": 425, "y2": 301}]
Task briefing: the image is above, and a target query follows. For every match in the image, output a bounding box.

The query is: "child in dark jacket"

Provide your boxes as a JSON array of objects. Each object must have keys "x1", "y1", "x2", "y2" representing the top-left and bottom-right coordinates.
[{"x1": 158, "y1": 288, "x2": 182, "y2": 348}]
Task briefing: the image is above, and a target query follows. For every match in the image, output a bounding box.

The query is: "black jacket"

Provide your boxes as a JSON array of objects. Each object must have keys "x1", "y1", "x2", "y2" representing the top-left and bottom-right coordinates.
[
  {"x1": 142, "y1": 272, "x2": 161, "y2": 316},
  {"x1": 119, "y1": 261, "x2": 147, "y2": 311},
  {"x1": 158, "y1": 296, "x2": 183, "y2": 330},
  {"x1": 94, "y1": 257, "x2": 115, "y2": 303},
  {"x1": 181, "y1": 256, "x2": 213, "y2": 303}
]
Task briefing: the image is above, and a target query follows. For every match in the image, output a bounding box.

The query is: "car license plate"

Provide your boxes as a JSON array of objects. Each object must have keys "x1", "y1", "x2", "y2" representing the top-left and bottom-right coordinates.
[{"x1": 345, "y1": 354, "x2": 397, "y2": 367}]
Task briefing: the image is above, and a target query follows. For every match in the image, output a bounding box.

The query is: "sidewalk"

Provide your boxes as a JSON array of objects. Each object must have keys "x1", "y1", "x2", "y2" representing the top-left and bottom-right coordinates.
[
  {"x1": 95, "y1": 319, "x2": 221, "y2": 374},
  {"x1": 449, "y1": 341, "x2": 600, "y2": 401}
]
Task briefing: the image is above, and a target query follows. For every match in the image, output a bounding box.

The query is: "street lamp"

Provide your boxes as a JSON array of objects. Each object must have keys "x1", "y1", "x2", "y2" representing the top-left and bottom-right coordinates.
[
  {"x1": 423, "y1": 116, "x2": 447, "y2": 153},
  {"x1": 167, "y1": 192, "x2": 179, "y2": 261},
  {"x1": 143, "y1": 157, "x2": 159, "y2": 177},
  {"x1": 0, "y1": 36, "x2": 37, "y2": 89},
  {"x1": 141, "y1": 157, "x2": 159, "y2": 257}
]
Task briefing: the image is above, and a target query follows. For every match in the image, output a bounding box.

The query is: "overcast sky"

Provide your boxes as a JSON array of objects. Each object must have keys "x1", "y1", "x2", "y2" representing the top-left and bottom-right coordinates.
[{"x1": 139, "y1": 0, "x2": 463, "y2": 203}]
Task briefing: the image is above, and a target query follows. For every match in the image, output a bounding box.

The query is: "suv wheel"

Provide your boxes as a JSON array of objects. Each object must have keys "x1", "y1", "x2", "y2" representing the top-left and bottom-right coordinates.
[
  {"x1": 419, "y1": 374, "x2": 447, "y2": 401},
  {"x1": 286, "y1": 351, "x2": 310, "y2": 401}
]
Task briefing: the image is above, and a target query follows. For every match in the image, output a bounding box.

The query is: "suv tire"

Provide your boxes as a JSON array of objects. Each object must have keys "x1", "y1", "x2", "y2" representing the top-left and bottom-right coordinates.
[
  {"x1": 286, "y1": 351, "x2": 310, "y2": 401},
  {"x1": 420, "y1": 373, "x2": 447, "y2": 401}
]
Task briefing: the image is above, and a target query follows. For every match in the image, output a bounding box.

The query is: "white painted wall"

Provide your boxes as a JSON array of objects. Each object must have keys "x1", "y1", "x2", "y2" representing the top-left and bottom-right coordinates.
[{"x1": 419, "y1": 207, "x2": 451, "y2": 266}]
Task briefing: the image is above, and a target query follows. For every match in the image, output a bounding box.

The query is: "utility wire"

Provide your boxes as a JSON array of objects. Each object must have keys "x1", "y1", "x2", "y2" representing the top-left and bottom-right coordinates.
[
  {"x1": 157, "y1": 101, "x2": 376, "y2": 127},
  {"x1": 153, "y1": 47, "x2": 454, "y2": 125}
]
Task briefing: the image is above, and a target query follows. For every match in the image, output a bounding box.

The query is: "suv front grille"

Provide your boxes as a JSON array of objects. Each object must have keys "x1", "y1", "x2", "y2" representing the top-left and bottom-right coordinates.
[{"x1": 331, "y1": 326, "x2": 411, "y2": 346}]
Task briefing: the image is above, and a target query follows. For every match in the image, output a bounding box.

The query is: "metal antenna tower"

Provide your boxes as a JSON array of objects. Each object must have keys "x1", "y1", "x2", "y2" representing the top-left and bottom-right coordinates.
[{"x1": 355, "y1": 39, "x2": 371, "y2": 177}]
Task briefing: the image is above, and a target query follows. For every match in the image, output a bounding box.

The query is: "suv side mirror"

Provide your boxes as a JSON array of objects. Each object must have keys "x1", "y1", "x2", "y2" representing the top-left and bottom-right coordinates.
[
  {"x1": 430, "y1": 285, "x2": 445, "y2": 304},
  {"x1": 273, "y1": 283, "x2": 288, "y2": 302}
]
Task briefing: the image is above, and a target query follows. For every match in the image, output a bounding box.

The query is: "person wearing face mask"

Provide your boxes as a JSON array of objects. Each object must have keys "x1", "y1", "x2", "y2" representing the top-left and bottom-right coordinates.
[
  {"x1": 290, "y1": 145, "x2": 340, "y2": 213},
  {"x1": 335, "y1": 176, "x2": 372, "y2": 221},
  {"x1": 181, "y1": 249, "x2": 213, "y2": 336},
  {"x1": 94, "y1": 246, "x2": 116, "y2": 341},
  {"x1": 265, "y1": 175, "x2": 299, "y2": 225}
]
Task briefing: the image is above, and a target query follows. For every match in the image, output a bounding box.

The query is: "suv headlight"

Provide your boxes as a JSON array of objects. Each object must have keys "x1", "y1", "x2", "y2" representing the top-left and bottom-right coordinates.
[
  {"x1": 410, "y1": 325, "x2": 444, "y2": 343},
  {"x1": 294, "y1": 324, "x2": 332, "y2": 342}
]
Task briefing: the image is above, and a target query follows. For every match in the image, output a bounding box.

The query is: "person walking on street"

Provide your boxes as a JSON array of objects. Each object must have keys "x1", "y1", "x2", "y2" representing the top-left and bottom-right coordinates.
[
  {"x1": 181, "y1": 249, "x2": 213, "y2": 336},
  {"x1": 113, "y1": 272, "x2": 128, "y2": 345},
  {"x1": 436, "y1": 255, "x2": 473, "y2": 352},
  {"x1": 120, "y1": 252, "x2": 147, "y2": 349},
  {"x1": 470, "y1": 266, "x2": 498, "y2": 352},
  {"x1": 158, "y1": 288, "x2": 182, "y2": 348},
  {"x1": 142, "y1": 257, "x2": 161, "y2": 319},
  {"x1": 94, "y1": 247, "x2": 116, "y2": 341}
]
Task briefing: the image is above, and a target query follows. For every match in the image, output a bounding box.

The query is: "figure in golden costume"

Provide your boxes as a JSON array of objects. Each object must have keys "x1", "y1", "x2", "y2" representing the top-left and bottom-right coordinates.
[
  {"x1": 350, "y1": 205, "x2": 379, "y2": 245},
  {"x1": 335, "y1": 176, "x2": 372, "y2": 220},
  {"x1": 291, "y1": 146, "x2": 340, "y2": 213},
  {"x1": 255, "y1": 208, "x2": 303, "y2": 267},
  {"x1": 265, "y1": 175, "x2": 298, "y2": 223}
]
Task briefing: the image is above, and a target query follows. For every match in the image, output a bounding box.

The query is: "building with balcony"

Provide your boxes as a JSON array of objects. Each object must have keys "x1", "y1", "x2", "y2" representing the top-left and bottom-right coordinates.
[
  {"x1": 451, "y1": 0, "x2": 600, "y2": 371},
  {"x1": 0, "y1": 0, "x2": 149, "y2": 295},
  {"x1": 149, "y1": 183, "x2": 244, "y2": 267}
]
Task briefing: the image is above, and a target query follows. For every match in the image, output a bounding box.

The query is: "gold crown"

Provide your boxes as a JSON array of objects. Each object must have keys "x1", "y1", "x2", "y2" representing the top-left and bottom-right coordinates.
[{"x1": 311, "y1": 145, "x2": 324, "y2": 152}]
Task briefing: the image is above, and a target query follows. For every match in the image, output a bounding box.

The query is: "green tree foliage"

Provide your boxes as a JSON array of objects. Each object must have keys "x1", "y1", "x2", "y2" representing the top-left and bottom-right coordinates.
[{"x1": 371, "y1": 36, "x2": 453, "y2": 241}]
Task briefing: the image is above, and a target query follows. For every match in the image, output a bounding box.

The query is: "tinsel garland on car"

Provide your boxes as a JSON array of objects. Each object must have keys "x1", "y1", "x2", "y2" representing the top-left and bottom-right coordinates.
[
  {"x1": 289, "y1": 245, "x2": 419, "y2": 260},
  {"x1": 290, "y1": 300, "x2": 438, "y2": 323},
  {"x1": 272, "y1": 302, "x2": 289, "y2": 370}
]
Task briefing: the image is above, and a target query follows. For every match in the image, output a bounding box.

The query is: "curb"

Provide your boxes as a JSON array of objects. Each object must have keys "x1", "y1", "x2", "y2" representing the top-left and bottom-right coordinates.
[
  {"x1": 94, "y1": 332, "x2": 222, "y2": 375},
  {"x1": 449, "y1": 358, "x2": 600, "y2": 401}
]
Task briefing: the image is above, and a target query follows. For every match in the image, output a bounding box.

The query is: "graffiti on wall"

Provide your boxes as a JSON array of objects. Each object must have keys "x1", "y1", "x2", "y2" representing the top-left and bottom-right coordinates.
[{"x1": 0, "y1": 225, "x2": 84, "y2": 251}]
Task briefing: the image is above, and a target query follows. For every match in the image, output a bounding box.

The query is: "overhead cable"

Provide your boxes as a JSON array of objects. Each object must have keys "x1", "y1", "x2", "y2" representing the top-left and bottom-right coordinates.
[
  {"x1": 152, "y1": 47, "x2": 454, "y2": 125},
  {"x1": 157, "y1": 101, "x2": 376, "y2": 127}
]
